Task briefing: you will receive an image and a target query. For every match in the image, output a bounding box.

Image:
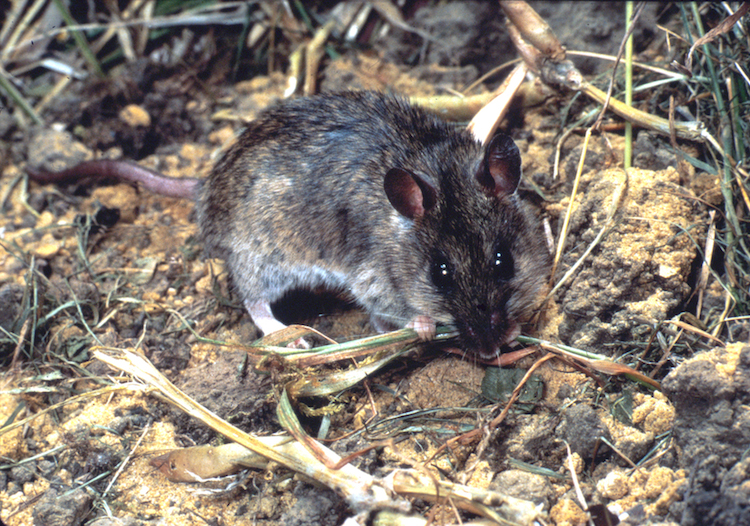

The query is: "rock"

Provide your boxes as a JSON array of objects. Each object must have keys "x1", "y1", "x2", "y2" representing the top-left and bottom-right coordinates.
[
  {"x1": 491, "y1": 469, "x2": 554, "y2": 509},
  {"x1": 33, "y1": 487, "x2": 92, "y2": 526},
  {"x1": 119, "y1": 104, "x2": 151, "y2": 128},
  {"x1": 597, "y1": 470, "x2": 629, "y2": 500},
  {"x1": 0, "y1": 283, "x2": 24, "y2": 332},
  {"x1": 663, "y1": 343, "x2": 750, "y2": 470},
  {"x1": 10, "y1": 464, "x2": 36, "y2": 485},
  {"x1": 633, "y1": 131, "x2": 679, "y2": 172},
  {"x1": 559, "y1": 404, "x2": 611, "y2": 459},
  {"x1": 27, "y1": 129, "x2": 91, "y2": 172},
  {"x1": 662, "y1": 343, "x2": 750, "y2": 525},
  {"x1": 549, "y1": 498, "x2": 588, "y2": 526},
  {"x1": 279, "y1": 482, "x2": 342, "y2": 526}
]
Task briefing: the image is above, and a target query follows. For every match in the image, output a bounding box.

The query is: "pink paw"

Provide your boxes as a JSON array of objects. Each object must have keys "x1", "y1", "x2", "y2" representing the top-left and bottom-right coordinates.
[
  {"x1": 407, "y1": 315, "x2": 436, "y2": 341},
  {"x1": 288, "y1": 337, "x2": 311, "y2": 349}
]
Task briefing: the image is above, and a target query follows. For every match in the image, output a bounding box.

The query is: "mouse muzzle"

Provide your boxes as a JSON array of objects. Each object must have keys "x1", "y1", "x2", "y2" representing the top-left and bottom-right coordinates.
[{"x1": 457, "y1": 310, "x2": 521, "y2": 360}]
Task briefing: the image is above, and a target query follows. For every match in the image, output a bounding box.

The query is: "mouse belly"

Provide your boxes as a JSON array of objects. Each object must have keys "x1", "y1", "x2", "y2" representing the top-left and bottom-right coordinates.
[
  {"x1": 226, "y1": 250, "x2": 354, "y2": 335},
  {"x1": 226, "y1": 250, "x2": 434, "y2": 339}
]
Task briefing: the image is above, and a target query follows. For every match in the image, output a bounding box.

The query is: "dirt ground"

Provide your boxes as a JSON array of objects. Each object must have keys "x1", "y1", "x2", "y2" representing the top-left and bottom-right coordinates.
[{"x1": 1, "y1": 2, "x2": 748, "y2": 526}]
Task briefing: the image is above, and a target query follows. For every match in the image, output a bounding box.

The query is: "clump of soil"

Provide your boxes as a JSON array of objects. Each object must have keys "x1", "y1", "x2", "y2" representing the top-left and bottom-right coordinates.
[{"x1": 554, "y1": 165, "x2": 707, "y2": 353}]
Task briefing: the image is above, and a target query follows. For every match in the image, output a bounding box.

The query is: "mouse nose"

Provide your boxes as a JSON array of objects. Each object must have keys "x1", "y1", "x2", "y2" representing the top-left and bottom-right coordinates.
[{"x1": 476, "y1": 305, "x2": 506, "y2": 333}]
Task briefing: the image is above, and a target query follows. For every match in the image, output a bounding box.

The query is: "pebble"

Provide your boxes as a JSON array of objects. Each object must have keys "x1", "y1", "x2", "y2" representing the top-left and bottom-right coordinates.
[
  {"x1": 33, "y1": 234, "x2": 63, "y2": 258},
  {"x1": 142, "y1": 291, "x2": 161, "y2": 302},
  {"x1": 119, "y1": 104, "x2": 151, "y2": 127},
  {"x1": 597, "y1": 470, "x2": 629, "y2": 500}
]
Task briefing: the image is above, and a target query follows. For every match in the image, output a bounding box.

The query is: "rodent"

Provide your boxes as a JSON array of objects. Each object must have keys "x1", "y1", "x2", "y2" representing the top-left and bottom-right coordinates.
[{"x1": 27, "y1": 91, "x2": 550, "y2": 359}]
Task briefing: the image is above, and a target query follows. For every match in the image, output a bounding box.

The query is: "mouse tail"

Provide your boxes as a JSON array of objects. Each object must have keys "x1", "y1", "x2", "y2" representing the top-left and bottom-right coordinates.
[{"x1": 27, "y1": 159, "x2": 200, "y2": 199}]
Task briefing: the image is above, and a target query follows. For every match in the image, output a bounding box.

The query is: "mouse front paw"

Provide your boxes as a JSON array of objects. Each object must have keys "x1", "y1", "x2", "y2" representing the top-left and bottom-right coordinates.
[
  {"x1": 407, "y1": 315, "x2": 437, "y2": 341},
  {"x1": 287, "y1": 336, "x2": 312, "y2": 349}
]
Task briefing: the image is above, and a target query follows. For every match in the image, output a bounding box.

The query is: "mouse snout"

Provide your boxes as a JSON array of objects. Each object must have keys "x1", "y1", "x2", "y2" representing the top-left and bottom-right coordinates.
[
  {"x1": 459, "y1": 304, "x2": 521, "y2": 359},
  {"x1": 489, "y1": 310, "x2": 520, "y2": 343}
]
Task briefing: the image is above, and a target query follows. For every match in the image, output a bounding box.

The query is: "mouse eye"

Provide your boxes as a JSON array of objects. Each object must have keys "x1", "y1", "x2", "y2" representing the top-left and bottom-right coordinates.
[
  {"x1": 431, "y1": 255, "x2": 454, "y2": 291},
  {"x1": 493, "y1": 243, "x2": 514, "y2": 281}
]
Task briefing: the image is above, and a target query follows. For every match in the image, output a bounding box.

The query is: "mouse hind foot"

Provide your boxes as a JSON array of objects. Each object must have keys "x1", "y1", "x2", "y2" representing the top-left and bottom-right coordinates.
[
  {"x1": 245, "y1": 300, "x2": 287, "y2": 335},
  {"x1": 244, "y1": 299, "x2": 310, "y2": 348}
]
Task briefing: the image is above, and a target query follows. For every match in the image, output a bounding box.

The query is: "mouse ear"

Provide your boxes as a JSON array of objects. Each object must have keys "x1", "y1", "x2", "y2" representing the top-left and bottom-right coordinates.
[
  {"x1": 475, "y1": 133, "x2": 522, "y2": 198},
  {"x1": 384, "y1": 168, "x2": 438, "y2": 219}
]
